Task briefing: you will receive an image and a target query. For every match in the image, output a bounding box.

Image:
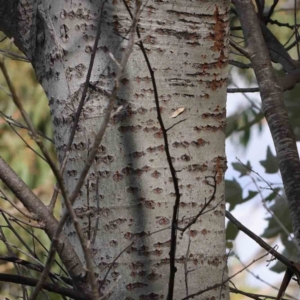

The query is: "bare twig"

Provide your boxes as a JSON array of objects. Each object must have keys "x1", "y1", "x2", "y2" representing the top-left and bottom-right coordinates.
[
  {"x1": 229, "y1": 287, "x2": 291, "y2": 300},
  {"x1": 265, "y1": 0, "x2": 279, "y2": 24},
  {"x1": 0, "y1": 54, "x2": 91, "y2": 299},
  {"x1": 0, "y1": 156, "x2": 85, "y2": 284},
  {"x1": 233, "y1": 0, "x2": 300, "y2": 254},
  {"x1": 0, "y1": 48, "x2": 29, "y2": 62},
  {"x1": 0, "y1": 111, "x2": 54, "y2": 143},
  {"x1": 99, "y1": 226, "x2": 170, "y2": 291},
  {"x1": 293, "y1": 0, "x2": 300, "y2": 59},
  {"x1": 65, "y1": 0, "x2": 107, "y2": 152},
  {"x1": 184, "y1": 234, "x2": 191, "y2": 297},
  {"x1": 0, "y1": 225, "x2": 29, "y2": 299},
  {"x1": 176, "y1": 174, "x2": 218, "y2": 232},
  {"x1": 91, "y1": 175, "x2": 100, "y2": 245},
  {"x1": 226, "y1": 210, "x2": 294, "y2": 270},
  {"x1": 181, "y1": 250, "x2": 272, "y2": 300},
  {"x1": 14, "y1": 220, "x2": 69, "y2": 277},
  {"x1": 1, "y1": 212, "x2": 38, "y2": 259},
  {"x1": 227, "y1": 87, "x2": 259, "y2": 93},
  {"x1": 0, "y1": 273, "x2": 90, "y2": 300},
  {"x1": 0, "y1": 207, "x2": 42, "y2": 228},
  {"x1": 0, "y1": 188, "x2": 34, "y2": 219},
  {"x1": 248, "y1": 173, "x2": 295, "y2": 245},
  {"x1": 7, "y1": 122, "x2": 47, "y2": 162},
  {"x1": 0, "y1": 60, "x2": 64, "y2": 193},
  {"x1": 0, "y1": 256, "x2": 72, "y2": 286},
  {"x1": 47, "y1": 184, "x2": 60, "y2": 213},
  {"x1": 234, "y1": 254, "x2": 297, "y2": 300},
  {"x1": 229, "y1": 38, "x2": 252, "y2": 58}
]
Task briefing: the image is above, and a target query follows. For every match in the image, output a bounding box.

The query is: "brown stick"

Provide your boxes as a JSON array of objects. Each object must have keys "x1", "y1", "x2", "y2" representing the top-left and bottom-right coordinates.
[{"x1": 233, "y1": 0, "x2": 300, "y2": 254}]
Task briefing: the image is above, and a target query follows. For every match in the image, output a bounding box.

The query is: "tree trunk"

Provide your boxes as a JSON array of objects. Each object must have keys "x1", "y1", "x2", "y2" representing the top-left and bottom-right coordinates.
[{"x1": 0, "y1": 0, "x2": 230, "y2": 298}]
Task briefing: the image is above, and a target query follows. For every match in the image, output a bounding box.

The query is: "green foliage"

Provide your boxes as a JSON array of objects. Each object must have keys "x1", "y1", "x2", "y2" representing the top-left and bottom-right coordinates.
[
  {"x1": 226, "y1": 106, "x2": 264, "y2": 147},
  {"x1": 226, "y1": 3, "x2": 300, "y2": 278},
  {"x1": 226, "y1": 220, "x2": 239, "y2": 241},
  {"x1": 259, "y1": 146, "x2": 279, "y2": 174},
  {"x1": 0, "y1": 37, "x2": 60, "y2": 298},
  {"x1": 225, "y1": 178, "x2": 242, "y2": 211},
  {"x1": 270, "y1": 236, "x2": 297, "y2": 273},
  {"x1": 232, "y1": 160, "x2": 251, "y2": 177}
]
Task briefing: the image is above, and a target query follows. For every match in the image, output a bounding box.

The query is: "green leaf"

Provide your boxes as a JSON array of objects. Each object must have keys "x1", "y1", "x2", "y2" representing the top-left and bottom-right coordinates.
[
  {"x1": 259, "y1": 146, "x2": 279, "y2": 174},
  {"x1": 232, "y1": 161, "x2": 252, "y2": 177},
  {"x1": 262, "y1": 198, "x2": 292, "y2": 239},
  {"x1": 226, "y1": 115, "x2": 239, "y2": 138},
  {"x1": 244, "y1": 190, "x2": 258, "y2": 201},
  {"x1": 226, "y1": 221, "x2": 239, "y2": 240},
  {"x1": 225, "y1": 178, "x2": 243, "y2": 211},
  {"x1": 239, "y1": 113, "x2": 250, "y2": 146},
  {"x1": 270, "y1": 239, "x2": 297, "y2": 273},
  {"x1": 226, "y1": 179, "x2": 258, "y2": 210},
  {"x1": 270, "y1": 261, "x2": 286, "y2": 273},
  {"x1": 264, "y1": 188, "x2": 282, "y2": 202},
  {"x1": 226, "y1": 241, "x2": 233, "y2": 249}
]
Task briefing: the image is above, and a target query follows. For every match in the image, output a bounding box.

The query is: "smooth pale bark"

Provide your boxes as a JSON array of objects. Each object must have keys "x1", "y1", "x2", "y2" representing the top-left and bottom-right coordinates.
[{"x1": 1, "y1": 0, "x2": 230, "y2": 298}]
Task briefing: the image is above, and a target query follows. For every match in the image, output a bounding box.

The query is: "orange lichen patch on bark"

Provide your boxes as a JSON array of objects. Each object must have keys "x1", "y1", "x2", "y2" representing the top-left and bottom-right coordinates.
[
  {"x1": 129, "y1": 261, "x2": 144, "y2": 270},
  {"x1": 146, "y1": 145, "x2": 165, "y2": 153},
  {"x1": 143, "y1": 126, "x2": 160, "y2": 133},
  {"x1": 135, "y1": 76, "x2": 151, "y2": 83},
  {"x1": 143, "y1": 199, "x2": 156, "y2": 209},
  {"x1": 204, "y1": 6, "x2": 228, "y2": 68},
  {"x1": 201, "y1": 111, "x2": 226, "y2": 122},
  {"x1": 152, "y1": 187, "x2": 163, "y2": 194},
  {"x1": 200, "y1": 93, "x2": 210, "y2": 99},
  {"x1": 186, "y1": 71, "x2": 210, "y2": 77},
  {"x1": 124, "y1": 231, "x2": 147, "y2": 241},
  {"x1": 193, "y1": 61, "x2": 223, "y2": 70},
  {"x1": 151, "y1": 170, "x2": 161, "y2": 178},
  {"x1": 118, "y1": 125, "x2": 142, "y2": 133},
  {"x1": 201, "y1": 228, "x2": 208, "y2": 235},
  {"x1": 212, "y1": 7, "x2": 227, "y2": 52},
  {"x1": 156, "y1": 216, "x2": 170, "y2": 225},
  {"x1": 155, "y1": 28, "x2": 201, "y2": 41},
  {"x1": 179, "y1": 201, "x2": 198, "y2": 208},
  {"x1": 130, "y1": 270, "x2": 147, "y2": 278},
  {"x1": 172, "y1": 141, "x2": 190, "y2": 148},
  {"x1": 213, "y1": 105, "x2": 226, "y2": 113},
  {"x1": 194, "y1": 124, "x2": 225, "y2": 132},
  {"x1": 186, "y1": 163, "x2": 208, "y2": 172},
  {"x1": 206, "y1": 78, "x2": 227, "y2": 90},
  {"x1": 128, "y1": 151, "x2": 145, "y2": 158},
  {"x1": 212, "y1": 156, "x2": 227, "y2": 183},
  {"x1": 191, "y1": 138, "x2": 209, "y2": 147},
  {"x1": 213, "y1": 209, "x2": 224, "y2": 216},
  {"x1": 153, "y1": 258, "x2": 170, "y2": 269},
  {"x1": 189, "y1": 229, "x2": 198, "y2": 237},
  {"x1": 113, "y1": 171, "x2": 123, "y2": 182},
  {"x1": 126, "y1": 282, "x2": 148, "y2": 291},
  {"x1": 208, "y1": 257, "x2": 223, "y2": 266},
  {"x1": 147, "y1": 271, "x2": 162, "y2": 281},
  {"x1": 153, "y1": 240, "x2": 171, "y2": 248},
  {"x1": 139, "y1": 292, "x2": 162, "y2": 300}
]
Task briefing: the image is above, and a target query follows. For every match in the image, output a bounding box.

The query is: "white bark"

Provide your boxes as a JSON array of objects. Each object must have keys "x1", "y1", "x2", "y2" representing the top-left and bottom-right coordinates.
[{"x1": 32, "y1": 0, "x2": 229, "y2": 298}]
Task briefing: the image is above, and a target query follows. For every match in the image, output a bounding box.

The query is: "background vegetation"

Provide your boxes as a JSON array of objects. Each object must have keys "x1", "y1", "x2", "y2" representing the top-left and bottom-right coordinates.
[{"x1": 1, "y1": 1, "x2": 300, "y2": 299}]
